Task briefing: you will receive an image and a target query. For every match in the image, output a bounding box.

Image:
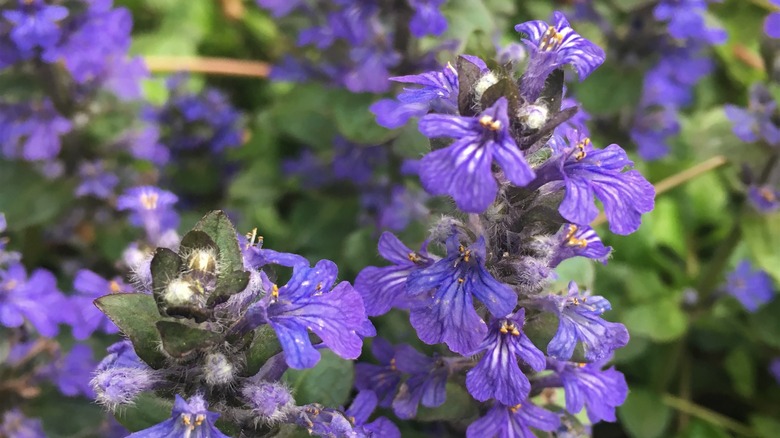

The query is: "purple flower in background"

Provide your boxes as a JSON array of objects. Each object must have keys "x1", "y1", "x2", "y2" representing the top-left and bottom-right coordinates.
[
  {"x1": 332, "y1": 139, "x2": 387, "y2": 184},
  {"x1": 126, "y1": 394, "x2": 229, "y2": 438},
  {"x1": 532, "y1": 130, "x2": 655, "y2": 235},
  {"x1": 51, "y1": 344, "x2": 97, "y2": 398},
  {"x1": 242, "y1": 260, "x2": 369, "y2": 369},
  {"x1": 355, "y1": 232, "x2": 433, "y2": 316},
  {"x1": 406, "y1": 233, "x2": 517, "y2": 355},
  {"x1": 75, "y1": 161, "x2": 119, "y2": 199},
  {"x1": 631, "y1": 105, "x2": 681, "y2": 161},
  {"x1": 748, "y1": 185, "x2": 780, "y2": 213},
  {"x1": 724, "y1": 84, "x2": 780, "y2": 146},
  {"x1": 370, "y1": 185, "x2": 430, "y2": 231},
  {"x1": 391, "y1": 344, "x2": 449, "y2": 419},
  {"x1": 92, "y1": 341, "x2": 159, "y2": 410},
  {"x1": 770, "y1": 358, "x2": 780, "y2": 385},
  {"x1": 344, "y1": 44, "x2": 401, "y2": 93},
  {"x1": 466, "y1": 309, "x2": 546, "y2": 405},
  {"x1": 256, "y1": 0, "x2": 304, "y2": 18},
  {"x1": 371, "y1": 63, "x2": 461, "y2": 129},
  {"x1": 356, "y1": 338, "x2": 404, "y2": 407},
  {"x1": 540, "y1": 282, "x2": 629, "y2": 361},
  {"x1": 347, "y1": 390, "x2": 401, "y2": 438},
  {"x1": 466, "y1": 401, "x2": 560, "y2": 438},
  {"x1": 68, "y1": 269, "x2": 132, "y2": 340},
  {"x1": 516, "y1": 11, "x2": 605, "y2": 100},
  {"x1": 548, "y1": 358, "x2": 628, "y2": 423},
  {"x1": 767, "y1": 6, "x2": 780, "y2": 38},
  {"x1": 548, "y1": 224, "x2": 612, "y2": 268},
  {"x1": 289, "y1": 405, "x2": 355, "y2": 437},
  {"x1": 418, "y1": 97, "x2": 536, "y2": 212},
  {"x1": 654, "y1": 0, "x2": 727, "y2": 44},
  {"x1": 0, "y1": 410, "x2": 45, "y2": 438},
  {"x1": 2, "y1": 0, "x2": 68, "y2": 57},
  {"x1": 116, "y1": 186, "x2": 179, "y2": 243},
  {"x1": 0, "y1": 263, "x2": 67, "y2": 337},
  {"x1": 725, "y1": 260, "x2": 775, "y2": 312},
  {"x1": 0, "y1": 100, "x2": 72, "y2": 161},
  {"x1": 408, "y1": 0, "x2": 447, "y2": 37}
]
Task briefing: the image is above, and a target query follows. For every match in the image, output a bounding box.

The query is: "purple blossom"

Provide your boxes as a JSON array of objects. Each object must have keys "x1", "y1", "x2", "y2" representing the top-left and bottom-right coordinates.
[
  {"x1": 51, "y1": 344, "x2": 97, "y2": 398},
  {"x1": 242, "y1": 260, "x2": 369, "y2": 369},
  {"x1": 354, "y1": 232, "x2": 433, "y2": 316},
  {"x1": 355, "y1": 338, "x2": 404, "y2": 407},
  {"x1": 724, "y1": 84, "x2": 780, "y2": 146},
  {"x1": 289, "y1": 405, "x2": 356, "y2": 437},
  {"x1": 332, "y1": 139, "x2": 387, "y2": 184},
  {"x1": 540, "y1": 282, "x2": 629, "y2": 362},
  {"x1": 466, "y1": 401, "x2": 560, "y2": 438},
  {"x1": 344, "y1": 44, "x2": 401, "y2": 93},
  {"x1": 465, "y1": 309, "x2": 546, "y2": 405},
  {"x1": 370, "y1": 185, "x2": 430, "y2": 231},
  {"x1": 406, "y1": 233, "x2": 517, "y2": 355},
  {"x1": 408, "y1": 0, "x2": 447, "y2": 37},
  {"x1": 347, "y1": 390, "x2": 401, "y2": 438},
  {"x1": 531, "y1": 130, "x2": 655, "y2": 235},
  {"x1": 75, "y1": 161, "x2": 119, "y2": 199},
  {"x1": 0, "y1": 410, "x2": 45, "y2": 438},
  {"x1": 767, "y1": 10, "x2": 780, "y2": 38},
  {"x1": 68, "y1": 269, "x2": 131, "y2": 340},
  {"x1": 126, "y1": 394, "x2": 229, "y2": 438},
  {"x1": 0, "y1": 100, "x2": 72, "y2": 161},
  {"x1": 256, "y1": 0, "x2": 305, "y2": 18},
  {"x1": 548, "y1": 358, "x2": 628, "y2": 423},
  {"x1": 370, "y1": 63, "x2": 462, "y2": 129},
  {"x1": 418, "y1": 97, "x2": 536, "y2": 212},
  {"x1": 654, "y1": 0, "x2": 727, "y2": 44},
  {"x1": 631, "y1": 105, "x2": 681, "y2": 161},
  {"x1": 391, "y1": 344, "x2": 450, "y2": 419},
  {"x1": 725, "y1": 260, "x2": 775, "y2": 312},
  {"x1": 92, "y1": 341, "x2": 159, "y2": 410},
  {"x1": 241, "y1": 381, "x2": 294, "y2": 420},
  {"x1": 2, "y1": 0, "x2": 68, "y2": 57},
  {"x1": 0, "y1": 263, "x2": 67, "y2": 337},
  {"x1": 516, "y1": 11, "x2": 605, "y2": 100},
  {"x1": 116, "y1": 186, "x2": 179, "y2": 243},
  {"x1": 770, "y1": 357, "x2": 780, "y2": 385},
  {"x1": 748, "y1": 185, "x2": 780, "y2": 213},
  {"x1": 122, "y1": 126, "x2": 170, "y2": 166},
  {"x1": 548, "y1": 224, "x2": 611, "y2": 268}
]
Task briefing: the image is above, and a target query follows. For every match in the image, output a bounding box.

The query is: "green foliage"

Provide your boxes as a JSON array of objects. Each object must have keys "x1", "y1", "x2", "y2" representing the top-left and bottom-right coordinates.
[
  {"x1": 283, "y1": 350, "x2": 355, "y2": 408},
  {"x1": 416, "y1": 383, "x2": 479, "y2": 422},
  {"x1": 114, "y1": 392, "x2": 174, "y2": 432},
  {"x1": 94, "y1": 293, "x2": 167, "y2": 369},
  {"x1": 617, "y1": 389, "x2": 673, "y2": 438}
]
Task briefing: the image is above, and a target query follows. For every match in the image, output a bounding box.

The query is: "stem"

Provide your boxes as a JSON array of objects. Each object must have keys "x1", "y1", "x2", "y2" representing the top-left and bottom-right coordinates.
[
  {"x1": 662, "y1": 394, "x2": 758, "y2": 437},
  {"x1": 144, "y1": 56, "x2": 270, "y2": 78}
]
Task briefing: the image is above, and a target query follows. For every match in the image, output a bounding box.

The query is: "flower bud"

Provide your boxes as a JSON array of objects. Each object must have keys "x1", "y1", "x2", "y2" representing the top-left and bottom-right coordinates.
[
  {"x1": 517, "y1": 104, "x2": 549, "y2": 131},
  {"x1": 203, "y1": 352, "x2": 236, "y2": 387},
  {"x1": 92, "y1": 367, "x2": 158, "y2": 411},
  {"x1": 164, "y1": 278, "x2": 197, "y2": 306},
  {"x1": 242, "y1": 381, "x2": 294, "y2": 422},
  {"x1": 473, "y1": 71, "x2": 499, "y2": 103}
]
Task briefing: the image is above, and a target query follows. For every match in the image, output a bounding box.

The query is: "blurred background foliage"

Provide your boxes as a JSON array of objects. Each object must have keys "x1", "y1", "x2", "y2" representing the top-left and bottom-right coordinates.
[{"x1": 1, "y1": 0, "x2": 780, "y2": 437}]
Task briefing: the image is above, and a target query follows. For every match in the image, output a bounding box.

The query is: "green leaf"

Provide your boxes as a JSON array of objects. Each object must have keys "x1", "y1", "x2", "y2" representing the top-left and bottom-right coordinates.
[
  {"x1": 751, "y1": 415, "x2": 780, "y2": 438},
  {"x1": 156, "y1": 320, "x2": 223, "y2": 359},
  {"x1": 623, "y1": 298, "x2": 688, "y2": 342},
  {"x1": 553, "y1": 258, "x2": 596, "y2": 291},
  {"x1": 647, "y1": 197, "x2": 687, "y2": 257},
  {"x1": 114, "y1": 392, "x2": 173, "y2": 432},
  {"x1": 750, "y1": 299, "x2": 780, "y2": 348},
  {"x1": 573, "y1": 63, "x2": 643, "y2": 116},
  {"x1": 617, "y1": 388, "x2": 672, "y2": 438},
  {"x1": 94, "y1": 294, "x2": 167, "y2": 369},
  {"x1": 283, "y1": 350, "x2": 354, "y2": 407},
  {"x1": 332, "y1": 92, "x2": 397, "y2": 145},
  {"x1": 741, "y1": 211, "x2": 780, "y2": 283},
  {"x1": 678, "y1": 418, "x2": 731, "y2": 438},
  {"x1": 179, "y1": 230, "x2": 217, "y2": 254},
  {"x1": 243, "y1": 325, "x2": 283, "y2": 376},
  {"x1": 193, "y1": 210, "x2": 244, "y2": 274},
  {"x1": 416, "y1": 383, "x2": 478, "y2": 422},
  {"x1": 210, "y1": 270, "x2": 251, "y2": 306},
  {"x1": 724, "y1": 347, "x2": 755, "y2": 398},
  {"x1": 150, "y1": 247, "x2": 183, "y2": 311},
  {"x1": 0, "y1": 160, "x2": 74, "y2": 231}
]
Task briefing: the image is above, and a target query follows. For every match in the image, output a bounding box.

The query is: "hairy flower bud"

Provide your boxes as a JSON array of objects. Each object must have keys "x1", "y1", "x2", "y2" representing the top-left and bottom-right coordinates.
[
  {"x1": 92, "y1": 367, "x2": 158, "y2": 411},
  {"x1": 164, "y1": 278, "x2": 198, "y2": 307},
  {"x1": 203, "y1": 353, "x2": 237, "y2": 387},
  {"x1": 241, "y1": 381, "x2": 294, "y2": 422}
]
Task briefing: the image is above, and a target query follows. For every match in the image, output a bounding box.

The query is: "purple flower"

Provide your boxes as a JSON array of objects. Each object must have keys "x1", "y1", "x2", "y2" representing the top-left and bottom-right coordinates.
[
  {"x1": 116, "y1": 186, "x2": 179, "y2": 243},
  {"x1": 355, "y1": 232, "x2": 434, "y2": 316},
  {"x1": 51, "y1": 344, "x2": 97, "y2": 398},
  {"x1": 748, "y1": 185, "x2": 780, "y2": 213},
  {"x1": 2, "y1": 0, "x2": 68, "y2": 57},
  {"x1": 75, "y1": 161, "x2": 119, "y2": 199},
  {"x1": 466, "y1": 401, "x2": 560, "y2": 438},
  {"x1": 243, "y1": 260, "x2": 369, "y2": 369},
  {"x1": 725, "y1": 260, "x2": 775, "y2": 312},
  {"x1": 0, "y1": 100, "x2": 72, "y2": 161},
  {"x1": 767, "y1": 11, "x2": 780, "y2": 38},
  {"x1": 406, "y1": 233, "x2": 518, "y2": 355},
  {"x1": 256, "y1": 0, "x2": 305, "y2": 18},
  {"x1": 68, "y1": 269, "x2": 131, "y2": 340},
  {"x1": 654, "y1": 0, "x2": 727, "y2": 44},
  {"x1": 532, "y1": 130, "x2": 655, "y2": 235},
  {"x1": 289, "y1": 405, "x2": 356, "y2": 437},
  {"x1": 122, "y1": 126, "x2": 170, "y2": 166},
  {"x1": 370, "y1": 63, "x2": 461, "y2": 129},
  {"x1": 92, "y1": 341, "x2": 159, "y2": 410},
  {"x1": 418, "y1": 97, "x2": 536, "y2": 212},
  {"x1": 391, "y1": 344, "x2": 450, "y2": 419},
  {"x1": 548, "y1": 224, "x2": 611, "y2": 268},
  {"x1": 516, "y1": 11, "x2": 605, "y2": 100},
  {"x1": 548, "y1": 358, "x2": 628, "y2": 423},
  {"x1": 344, "y1": 44, "x2": 401, "y2": 93},
  {"x1": 126, "y1": 394, "x2": 229, "y2": 438},
  {"x1": 540, "y1": 282, "x2": 629, "y2": 362},
  {"x1": 408, "y1": 0, "x2": 447, "y2": 37},
  {"x1": 347, "y1": 390, "x2": 401, "y2": 438},
  {"x1": 241, "y1": 381, "x2": 294, "y2": 420},
  {"x1": 332, "y1": 139, "x2": 387, "y2": 185},
  {"x1": 770, "y1": 357, "x2": 780, "y2": 385},
  {"x1": 724, "y1": 84, "x2": 780, "y2": 146},
  {"x1": 631, "y1": 105, "x2": 681, "y2": 161},
  {"x1": 0, "y1": 263, "x2": 67, "y2": 337},
  {"x1": 355, "y1": 338, "x2": 404, "y2": 407},
  {"x1": 0, "y1": 410, "x2": 45, "y2": 438},
  {"x1": 466, "y1": 309, "x2": 546, "y2": 405}
]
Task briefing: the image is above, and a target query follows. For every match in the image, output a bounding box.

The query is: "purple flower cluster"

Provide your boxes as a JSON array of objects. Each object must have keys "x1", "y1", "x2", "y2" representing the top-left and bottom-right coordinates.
[
  {"x1": 725, "y1": 260, "x2": 776, "y2": 312},
  {"x1": 630, "y1": 0, "x2": 726, "y2": 160}
]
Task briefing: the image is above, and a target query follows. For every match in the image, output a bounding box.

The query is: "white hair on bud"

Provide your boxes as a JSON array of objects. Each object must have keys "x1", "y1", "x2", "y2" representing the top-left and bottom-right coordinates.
[
  {"x1": 164, "y1": 278, "x2": 196, "y2": 306},
  {"x1": 473, "y1": 71, "x2": 500, "y2": 103},
  {"x1": 203, "y1": 352, "x2": 236, "y2": 387}
]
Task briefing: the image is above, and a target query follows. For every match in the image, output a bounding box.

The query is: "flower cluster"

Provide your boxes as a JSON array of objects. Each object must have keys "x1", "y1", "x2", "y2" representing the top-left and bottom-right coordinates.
[{"x1": 355, "y1": 11, "x2": 648, "y2": 436}]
